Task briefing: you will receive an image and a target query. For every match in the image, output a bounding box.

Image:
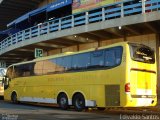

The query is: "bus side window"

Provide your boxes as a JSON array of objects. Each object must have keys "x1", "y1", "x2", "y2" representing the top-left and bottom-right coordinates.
[
  {"x1": 72, "y1": 55, "x2": 79, "y2": 70},
  {"x1": 80, "y1": 53, "x2": 90, "y2": 69},
  {"x1": 13, "y1": 66, "x2": 23, "y2": 78},
  {"x1": 105, "y1": 50, "x2": 116, "y2": 67},
  {"x1": 91, "y1": 50, "x2": 104, "y2": 68},
  {"x1": 34, "y1": 61, "x2": 44, "y2": 75},
  {"x1": 56, "y1": 57, "x2": 64, "y2": 72},
  {"x1": 63, "y1": 56, "x2": 72, "y2": 71},
  {"x1": 105, "y1": 47, "x2": 122, "y2": 67},
  {"x1": 23, "y1": 63, "x2": 35, "y2": 77},
  {"x1": 71, "y1": 53, "x2": 91, "y2": 70},
  {"x1": 115, "y1": 48, "x2": 122, "y2": 65},
  {"x1": 43, "y1": 59, "x2": 56, "y2": 74}
]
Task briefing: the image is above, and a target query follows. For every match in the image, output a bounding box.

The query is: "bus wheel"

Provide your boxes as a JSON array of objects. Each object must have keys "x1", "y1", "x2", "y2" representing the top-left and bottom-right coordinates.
[
  {"x1": 57, "y1": 93, "x2": 68, "y2": 110},
  {"x1": 11, "y1": 92, "x2": 17, "y2": 103},
  {"x1": 73, "y1": 93, "x2": 85, "y2": 111},
  {"x1": 97, "y1": 107, "x2": 106, "y2": 111}
]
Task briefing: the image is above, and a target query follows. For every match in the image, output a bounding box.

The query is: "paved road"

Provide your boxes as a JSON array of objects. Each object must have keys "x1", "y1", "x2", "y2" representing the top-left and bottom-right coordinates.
[
  {"x1": 0, "y1": 100, "x2": 119, "y2": 120},
  {"x1": 0, "y1": 99, "x2": 160, "y2": 120}
]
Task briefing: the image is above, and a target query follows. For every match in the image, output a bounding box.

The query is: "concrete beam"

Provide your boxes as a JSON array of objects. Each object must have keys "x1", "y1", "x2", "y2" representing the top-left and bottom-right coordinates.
[
  {"x1": 90, "y1": 30, "x2": 111, "y2": 39},
  {"x1": 104, "y1": 28, "x2": 124, "y2": 37},
  {"x1": 123, "y1": 26, "x2": 140, "y2": 35},
  {"x1": 144, "y1": 22, "x2": 159, "y2": 33}
]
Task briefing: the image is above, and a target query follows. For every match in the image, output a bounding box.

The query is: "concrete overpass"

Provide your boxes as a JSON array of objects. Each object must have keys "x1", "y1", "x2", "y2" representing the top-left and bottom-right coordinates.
[
  {"x1": 0, "y1": 1, "x2": 159, "y2": 66},
  {"x1": 0, "y1": 0, "x2": 160, "y2": 66},
  {"x1": 0, "y1": 11, "x2": 160, "y2": 64}
]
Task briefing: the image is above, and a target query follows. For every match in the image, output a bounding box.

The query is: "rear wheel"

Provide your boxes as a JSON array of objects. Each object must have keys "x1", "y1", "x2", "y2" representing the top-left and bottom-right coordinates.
[
  {"x1": 97, "y1": 107, "x2": 106, "y2": 111},
  {"x1": 11, "y1": 92, "x2": 18, "y2": 103},
  {"x1": 58, "y1": 93, "x2": 69, "y2": 110},
  {"x1": 73, "y1": 94, "x2": 85, "y2": 111}
]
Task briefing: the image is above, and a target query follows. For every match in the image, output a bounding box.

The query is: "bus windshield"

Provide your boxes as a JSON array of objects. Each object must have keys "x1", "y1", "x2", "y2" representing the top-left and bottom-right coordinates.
[{"x1": 129, "y1": 43, "x2": 155, "y2": 64}]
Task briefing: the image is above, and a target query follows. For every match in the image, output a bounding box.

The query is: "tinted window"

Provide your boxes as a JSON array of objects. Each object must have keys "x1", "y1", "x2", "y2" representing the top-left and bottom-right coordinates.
[
  {"x1": 72, "y1": 55, "x2": 78, "y2": 69},
  {"x1": 78, "y1": 53, "x2": 90, "y2": 68},
  {"x1": 105, "y1": 47, "x2": 122, "y2": 67},
  {"x1": 105, "y1": 50, "x2": 116, "y2": 67},
  {"x1": 14, "y1": 63, "x2": 35, "y2": 77},
  {"x1": 72, "y1": 53, "x2": 90, "y2": 70},
  {"x1": 56, "y1": 57, "x2": 65, "y2": 72},
  {"x1": 63, "y1": 56, "x2": 72, "y2": 71},
  {"x1": 129, "y1": 44, "x2": 155, "y2": 64},
  {"x1": 10, "y1": 46, "x2": 123, "y2": 77},
  {"x1": 91, "y1": 50, "x2": 104, "y2": 67},
  {"x1": 6, "y1": 66, "x2": 14, "y2": 79},
  {"x1": 43, "y1": 59, "x2": 56, "y2": 74},
  {"x1": 34, "y1": 61, "x2": 43, "y2": 76},
  {"x1": 115, "y1": 47, "x2": 122, "y2": 64}
]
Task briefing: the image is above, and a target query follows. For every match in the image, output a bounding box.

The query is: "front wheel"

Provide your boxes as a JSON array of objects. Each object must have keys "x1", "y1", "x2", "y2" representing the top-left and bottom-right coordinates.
[
  {"x1": 73, "y1": 94, "x2": 85, "y2": 111},
  {"x1": 11, "y1": 92, "x2": 18, "y2": 104}
]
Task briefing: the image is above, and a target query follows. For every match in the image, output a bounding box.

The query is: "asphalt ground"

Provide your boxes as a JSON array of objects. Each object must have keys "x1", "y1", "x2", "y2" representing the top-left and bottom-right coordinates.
[{"x1": 0, "y1": 98, "x2": 160, "y2": 120}]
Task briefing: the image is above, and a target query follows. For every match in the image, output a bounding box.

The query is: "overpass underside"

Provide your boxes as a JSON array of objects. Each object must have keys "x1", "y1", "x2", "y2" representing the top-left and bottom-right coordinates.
[{"x1": 0, "y1": 11, "x2": 160, "y2": 66}]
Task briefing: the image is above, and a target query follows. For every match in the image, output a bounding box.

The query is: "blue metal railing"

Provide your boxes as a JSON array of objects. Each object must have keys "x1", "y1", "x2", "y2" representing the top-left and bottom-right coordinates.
[{"x1": 0, "y1": 0, "x2": 160, "y2": 52}]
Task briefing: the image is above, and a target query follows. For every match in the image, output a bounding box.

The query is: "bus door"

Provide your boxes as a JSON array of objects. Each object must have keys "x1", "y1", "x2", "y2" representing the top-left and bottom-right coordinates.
[{"x1": 128, "y1": 44, "x2": 156, "y2": 106}]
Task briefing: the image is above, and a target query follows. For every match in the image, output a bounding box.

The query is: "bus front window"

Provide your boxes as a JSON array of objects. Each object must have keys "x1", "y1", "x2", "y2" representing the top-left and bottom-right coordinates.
[
  {"x1": 3, "y1": 66, "x2": 13, "y2": 90},
  {"x1": 129, "y1": 43, "x2": 155, "y2": 64},
  {"x1": 6, "y1": 66, "x2": 14, "y2": 79}
]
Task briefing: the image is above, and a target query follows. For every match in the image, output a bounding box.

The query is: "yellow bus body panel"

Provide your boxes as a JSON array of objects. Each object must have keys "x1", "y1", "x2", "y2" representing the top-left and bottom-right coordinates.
[{"x1": 4, "y1": 42, "x2": 157, "y2": 107}]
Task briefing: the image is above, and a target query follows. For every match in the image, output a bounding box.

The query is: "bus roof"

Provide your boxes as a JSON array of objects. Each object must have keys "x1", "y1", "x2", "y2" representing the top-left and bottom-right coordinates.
[{"x1": 8, "y1": 41, "x2": 130, "y2": 67}]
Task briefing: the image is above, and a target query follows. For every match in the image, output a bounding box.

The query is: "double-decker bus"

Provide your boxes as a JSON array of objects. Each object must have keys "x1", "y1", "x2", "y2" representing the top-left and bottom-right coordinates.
[
  {"x1": 3, "y1": 42, "x2": 157, "y2": 111},
  {"x1": 0, "y1": 68, "x2": 7, "y2": 97}
]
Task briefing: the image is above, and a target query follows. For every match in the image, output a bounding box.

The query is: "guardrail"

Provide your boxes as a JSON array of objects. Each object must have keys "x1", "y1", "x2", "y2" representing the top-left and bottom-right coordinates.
[{"x1": 0, "y1": 0, "x2": 160, "y2": 52}]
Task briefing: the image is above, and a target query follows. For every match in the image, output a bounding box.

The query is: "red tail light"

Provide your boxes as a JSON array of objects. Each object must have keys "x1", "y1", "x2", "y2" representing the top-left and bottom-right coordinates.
[{"x1": 125, "y1": 83, "x2": 130, "y2": 92}]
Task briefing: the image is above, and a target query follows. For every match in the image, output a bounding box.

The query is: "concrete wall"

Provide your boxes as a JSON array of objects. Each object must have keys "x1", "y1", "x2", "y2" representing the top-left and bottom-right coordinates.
[
  {"x1": 46, "y1": 34, "x2": 156, "y2": 54},
  {"x1": 127, "y1": 34, "x2": 156, "y2": 50},
  {"x1": 62, "y1": 45, "x2": 78, "y2": 53},
  {"x1": 101, "y1": 38, "x2": 124, "y2": 47}
]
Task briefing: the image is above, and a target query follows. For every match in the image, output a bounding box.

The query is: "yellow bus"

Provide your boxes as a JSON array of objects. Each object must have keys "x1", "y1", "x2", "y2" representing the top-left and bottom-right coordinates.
[{"x1": 3, "y1": 42, "x2": 157, "y2": 111}]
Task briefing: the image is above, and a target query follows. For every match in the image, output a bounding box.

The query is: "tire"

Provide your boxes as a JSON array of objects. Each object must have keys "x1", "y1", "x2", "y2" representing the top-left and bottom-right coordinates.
[
  {"x1": 58, "y1": 94, "x2": 69, "y2": 110},
  {"x1": 73, "y1": 94, "x2": 85, "y2": 111},
  {"x1": 11, "y1": 92, "x2": 18, "y2": 104},
  {"x1": 97, "y1": 107, "x2": 106, "y2": 111}
]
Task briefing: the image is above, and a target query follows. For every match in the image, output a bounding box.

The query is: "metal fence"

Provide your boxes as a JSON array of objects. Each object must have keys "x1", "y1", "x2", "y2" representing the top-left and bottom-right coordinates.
[{"x1": 0, "y1": 0, "x2": 160, "y2": 52}]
